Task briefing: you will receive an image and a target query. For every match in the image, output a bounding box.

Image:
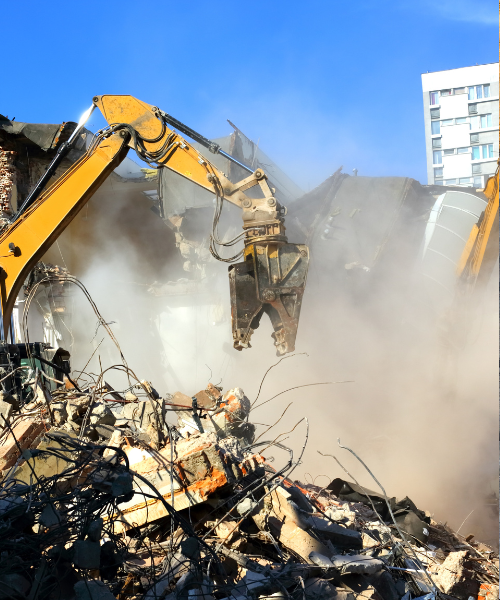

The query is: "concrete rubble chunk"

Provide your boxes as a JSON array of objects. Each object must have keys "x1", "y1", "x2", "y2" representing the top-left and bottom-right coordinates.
[
  {"x1": 66, "y1": 395, "x2": 91, "y2": 422},
  {"x1": 51, "y1": 401, "x2": 67, "y2": 426},
  {"x1": 266, "y1": 487, "x2": 332, "y2": 561},
  {"x1": 0, "y1": 392, "x2": 18, "y2": 410},
  {"x1": 108, "y1": 432, "x2": 264, "y2": 533},
  {"x1": 72, "y1": 540, "x2": 101, "y2": 569},
  {"x1": 176, "y1": 386, "x2": 255, "y2": 444},
  {"x1": 121, "y1": 399, "x2": 158, "y2": 430},
  {"x1": 364, "y1": 570, "x2": 401, "y2": 600},
  {"x1": 39, "y1": 503, "x2": 61, "y2": 527},
  {"x1": 0, "y1": 573, "x2": 31, "y2": 599},
  {"x1": 0, "y1": 417, "x2": 45, "y2": 471},
  {"x1": 434, "y1": 550, "x2": 480, "y2": 599},
  {"x1": 89, "y1": 402, "x2": 116, "y2": 427},
  {"x1": 307, "y1": 515, "x2": 363, "y2": 549},
  {"x1": 270, "y1": 485, "x2": 362, "y2": 550},
  {"x1": 103, "y1": 429, "x2": 124, "y2": 460},
  {"x1": 308, "y1": 551, "x2": 334, "y2": 568},
  {"x1": 330, "y1": 554, "x2": 385, "y2": 575},
  {"x1": 74, "y1": 580, "x2": 117, "y2": 600},
  {"x1": 87, "y1": 518, "x2": 103, "y2": 542},
  {"x1": 0, "y1": 400, "x2": 13, "y2": 425},
  {"x1": 341, "y1": 574, "x2": 386, "y2": 600},
  {"x1": 95, "y1": 424, "x2": 116, "y2": 439},
  {"x1": 236, "y1": 497, "x2": 258, "y2": 516},
  {"x1": 303, "y1": 577, "x2": 338, "y2": 600},
  {"x1": 325, "y1": 504, "x2": 357, "y2": 528}
]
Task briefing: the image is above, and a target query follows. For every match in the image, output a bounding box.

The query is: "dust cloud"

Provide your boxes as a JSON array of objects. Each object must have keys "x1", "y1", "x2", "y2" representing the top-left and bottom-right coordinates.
[{"x1": 47, "y1": 173, "x2": 498, "y2": 548}]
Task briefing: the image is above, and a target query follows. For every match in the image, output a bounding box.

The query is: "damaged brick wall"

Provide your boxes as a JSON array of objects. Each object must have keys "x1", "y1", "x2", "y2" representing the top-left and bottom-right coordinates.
[{"x1": 0, "y1": 144, "x2": 16, "y2": 216}]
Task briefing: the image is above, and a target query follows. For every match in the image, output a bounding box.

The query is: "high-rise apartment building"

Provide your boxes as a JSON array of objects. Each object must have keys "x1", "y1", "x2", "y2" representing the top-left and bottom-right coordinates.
[{"x1": 421, "y1": 63, "x2": 498, "y2": 188}]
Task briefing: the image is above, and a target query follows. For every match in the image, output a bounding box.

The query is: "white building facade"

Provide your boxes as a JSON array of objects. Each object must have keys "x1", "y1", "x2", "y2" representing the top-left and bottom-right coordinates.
[{"x1": 422, "y1": 63, "x2": 499, "y2": 187}]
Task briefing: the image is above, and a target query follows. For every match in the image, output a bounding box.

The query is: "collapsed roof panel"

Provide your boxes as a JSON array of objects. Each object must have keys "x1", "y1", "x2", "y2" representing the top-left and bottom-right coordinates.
[
  {"x1": 0, "y1": 115, "x2": 77, "y2": 152},
  {"x1": 288, "y1": 173, "x2": 435, "y2": 284}
]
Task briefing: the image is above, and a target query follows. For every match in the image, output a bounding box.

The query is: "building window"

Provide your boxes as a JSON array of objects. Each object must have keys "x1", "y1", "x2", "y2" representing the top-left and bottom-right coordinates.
[
  {"x1": 482, "y1": 144, "x2": 493, "y2": 158},
  {"x1": 430, "y1": 108, "x2": 440, "y2": 119},
  {"x1": 457, "y1": 147, "x2": 469, "y2": 154},
  {"x1": 434, "y1": 180, "x2": 444, "y2": 185},
  {"x1": 470, "y1": 114, "x2": 492, "y2": 129},
  {"x1": 471, "y1": 146, "x2": 480, "y2": 160},
  {"x1": 473, "y1": 176, "x2": 483, "y2": 187},
  {"x1": 433, "y1": 150, "x2": 442, "y2": 164},
  {"x1": 480, "y1": 114, "x2": 492, "y2": 128},
  {"x1": 431, "y1": 121, "x2": 441, "y2": 134},
  {"x1": 441, "y1": 119, "x2": 454, "y2": 127},
  {"x1": 459, "y1": 177, "x2": 472, "y2": 185},
  {"x1": 469, "y1": 104, "x2": 478, "y2": 115},
  {"x1": 432, "y1": 138, "x2": 442, "y2": 149},
  {"x1": 455, "y1": 117, "x2": 467, "y2": 125},
  {"x1": 469, "y1": 84, "x2": 491, "y2": 100},
  {"x1": 443, "y1": 149, "x2": 455, "y2": 156},
  {"x1": 470, "y1": 133, "x2": 479, "y2": 144},
  {"x1": 445, "y1": 179, "x2": 457, "y2": 185},
  {"x1": 434, "y1": 168, "x2": 443, "y2": 179},
  {"x1": 441, "y1": 89, "x2": 452, "y2": 96},
  {"x1": 454, "y1": 87, "x2": 466, "y2": 95},
  {"x1": 430, "y1": 91, "x2": 439, "y2": 105},
  {"x1": 472, "y1": 164, "x2": 482, "y2": 174}
]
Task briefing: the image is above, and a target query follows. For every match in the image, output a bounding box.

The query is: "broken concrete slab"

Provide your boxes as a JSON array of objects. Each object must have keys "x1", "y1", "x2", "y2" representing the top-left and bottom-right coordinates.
[
  {"x1": 330, "y1": 554, "x2": 385, "y2": 575},
  {"x1": 73, "y1": 540, "x2": 101, "y2": 570},
  {"x1": 11, "y1": 430, "x2": 77, "y2": 484},
  {"x1": 303, "y1": 578, "x2": 339, "y2": 600},
  {"x1": 308, "y1": 551, "x2": 334, "y2": 568},
  {"x1": 0, "y1": 400, "x2": 13, "y2": 425},
  {"x1": 0, "y1": 573, "x2": 31, "y2": 599},
  {"x1": 307, "y1": 515, "x2": 363, "y2": 549},
  {"x1": 341, "y1": 575, "x2": 385, "y2": 600},
  {"x1": 434, "y1": 550, "x2": 480, "y2": 599},
  {"x1": 0, "y1": 417, "x2": 45, "y2": 471},
  {"x1": 89, "y1": 402, "x2": 116, "y2": 427},
  {"x1": 74, "y1": 580, "x2": 117, "y2": 600},
  {"x1": 108, "y1": 432, "x2": 264, "y2": 533},
  {"x1": 268, "y1": 484, "x2": 363, "y2": 552}
]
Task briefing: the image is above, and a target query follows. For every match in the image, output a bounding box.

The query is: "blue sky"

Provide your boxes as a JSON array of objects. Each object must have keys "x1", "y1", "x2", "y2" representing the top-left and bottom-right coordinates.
[{"x1": 2, "y1": 0, "x2": 497, "y2": 190}]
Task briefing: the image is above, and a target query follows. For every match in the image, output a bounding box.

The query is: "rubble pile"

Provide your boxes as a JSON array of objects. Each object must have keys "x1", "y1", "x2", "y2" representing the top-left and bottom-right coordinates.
[{"x1": 0, "y1": 375, "x2": 497, "y2": 600}]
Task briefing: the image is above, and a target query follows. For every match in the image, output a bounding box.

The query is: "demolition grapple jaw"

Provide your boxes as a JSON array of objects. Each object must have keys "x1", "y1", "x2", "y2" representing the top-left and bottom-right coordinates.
[{"x1": 229, "y1": 242, "x2": 309, "y2": 356}]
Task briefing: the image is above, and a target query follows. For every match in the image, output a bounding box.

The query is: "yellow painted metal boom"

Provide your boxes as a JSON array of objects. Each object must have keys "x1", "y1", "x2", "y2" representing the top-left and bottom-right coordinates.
[
  {"x1": 456, "y1": 165, "x2": 499, "y2": 288},
  {"x1": 0, "y1": 96, "x2": 309, "y2": 355},
  {"x1": 0, "y1": 132, "x2": 130, "y2": 335}
]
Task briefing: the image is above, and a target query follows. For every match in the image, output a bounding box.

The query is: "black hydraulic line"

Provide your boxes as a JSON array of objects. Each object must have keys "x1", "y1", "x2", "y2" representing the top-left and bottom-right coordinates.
[
  {"x1": 12, "y1": 105, "x2": 94, "y2": 222},
  {"x1": 156, "y1": 109, "x2": 253, "y2": 174},
  {"x1": 31, "y1": 353, "x2": 82, "y2": 392}
]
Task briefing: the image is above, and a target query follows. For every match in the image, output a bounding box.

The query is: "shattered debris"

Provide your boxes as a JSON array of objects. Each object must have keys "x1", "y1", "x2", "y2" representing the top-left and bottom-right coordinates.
[{"x1": 0, "y1": 365, "x2": 496, "y2": 600}]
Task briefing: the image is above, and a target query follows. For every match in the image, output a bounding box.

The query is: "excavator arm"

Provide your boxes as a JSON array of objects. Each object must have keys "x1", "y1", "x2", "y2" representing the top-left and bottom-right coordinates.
[
  {"x1": 456, "y1": 165, "x2": 499, "y2": 289},
  {"x1": 0, "y1": 95, "x2": 309, "y2": 355}
]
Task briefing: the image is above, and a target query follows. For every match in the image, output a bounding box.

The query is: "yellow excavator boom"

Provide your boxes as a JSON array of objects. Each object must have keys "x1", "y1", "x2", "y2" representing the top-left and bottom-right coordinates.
[
  {"x1": 0, "y1": 96, "x2": 309, "y2": 355},
  {"x1": 456, "y1": 165, "x2": 499, "y2": 289}
]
